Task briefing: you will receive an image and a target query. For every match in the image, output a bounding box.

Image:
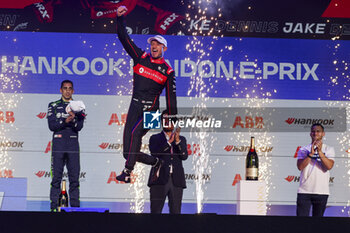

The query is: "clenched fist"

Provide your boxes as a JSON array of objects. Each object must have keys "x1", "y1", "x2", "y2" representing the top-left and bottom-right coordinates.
[{"x1": 117, "y1": 6, "x2": 128, "y2": 17}]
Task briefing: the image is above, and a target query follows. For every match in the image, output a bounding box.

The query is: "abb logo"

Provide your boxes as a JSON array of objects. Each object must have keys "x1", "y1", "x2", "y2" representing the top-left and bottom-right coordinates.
[
  {"x1": 294, "y1": 146, "x2": 301, "y2": 158},
  {"x1": 108, "y1": 113, "x2": 127, "y2": 125},
  {"x1": 232, "y1": 116, "x2": 264, "y2": 129},
  {"x1": 0, "y1": 111, "x2": 15, "y2": 123},
  {"x1": 107, "y1": 171, "x2": 137, "y2": 184},
  {"x1": 37, "y1": 112, "x2": 47, "y2": 119},
  {"x1": 45, "y1": 141, "x2": 51, "y2": 153},
  {"x1": 232, "y1": 174, "x2": 242, "y2": 186},
  {"x1": 0, "y1": 169, "x2": 14, "y2": 178},
  {"x1": 187, "y1": 144, "x2": 201, "y2": 156}
]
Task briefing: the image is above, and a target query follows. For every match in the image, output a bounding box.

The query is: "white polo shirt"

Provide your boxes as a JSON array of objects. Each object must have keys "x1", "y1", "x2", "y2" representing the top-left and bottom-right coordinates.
[{"x1": 297, "y1": 143, "x2": 335, "y2": 195}]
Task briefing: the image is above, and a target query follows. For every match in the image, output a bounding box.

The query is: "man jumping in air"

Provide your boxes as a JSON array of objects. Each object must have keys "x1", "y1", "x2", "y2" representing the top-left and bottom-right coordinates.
[{"x1": 116, "y1": 5, "x2": 177, "y2": 183}]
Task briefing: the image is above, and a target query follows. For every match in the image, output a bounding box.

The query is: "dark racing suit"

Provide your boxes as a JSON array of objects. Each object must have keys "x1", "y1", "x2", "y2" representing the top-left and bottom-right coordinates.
[
  {"x1": 47, "y1": 98, "x2": 85, "y2": 210},
  {"x1": 117, "y1": 15, "x2": 177, "y2": 170}
]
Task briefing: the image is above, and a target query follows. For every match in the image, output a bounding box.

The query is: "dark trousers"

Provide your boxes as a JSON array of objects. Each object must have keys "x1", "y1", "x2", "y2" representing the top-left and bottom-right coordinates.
[
  {"x1": 50, "y1": 138, "x2": 80, "y2": 209},
  {"x1": 150, "y1": 176, "x2": 184, "y2": 214},
  {"x1": 123, "y1": 100, "x2": 157, "y2": 170},
  {"x1": 297, "y1": 193, "x2": 328, "y2": 216}
]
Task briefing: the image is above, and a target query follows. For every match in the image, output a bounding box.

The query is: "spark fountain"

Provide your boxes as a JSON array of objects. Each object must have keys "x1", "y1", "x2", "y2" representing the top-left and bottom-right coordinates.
[
  {"x1": 184, "y1": 0, "x2": 224, "y2": 213},
  {"x1": 129, "y1": 162, "x2": 147, "y2": 213},
  {"x1": 95, "y1": 38, "x2": 147, "y2": 213},
  {"x1": 184, "y1": 0, "x2": 277, "y2": 213},
  {"x1": 328, "y1": 39, "x2": 350, "y2": 216},
  {"x1": 0, "y1": 91, "x2": 12, "y2": 177},
  {"x1": 0, "y1": 65, "x2": 21, "y2": 179}
]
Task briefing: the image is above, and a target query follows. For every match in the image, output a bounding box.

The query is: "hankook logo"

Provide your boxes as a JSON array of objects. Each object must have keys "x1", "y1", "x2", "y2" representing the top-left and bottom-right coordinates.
[
  {"x1": 35, "y1": 170, "x2": 86, "y2": 180},
  {"x1": 185, "y1": 173, "x2": 211, "y2": 183},
  {"x1": 37, "y1": 112, "x2": 47, "y2": 119},
  {"x1": 285, "y1": 175, "x2": 334, "y2": 183},
  {"x1": 99, "y1": 143, "x2": 149, "y2": 151},
  {"x1": 0, "y1": 141, "x2": 24, "y2": 148},
  {"x1": 224, "y1": 145, "x2": 273, "y2": 153},
  {"x1": 285, "y1": 118, "x2": 334, "y2": 126}
]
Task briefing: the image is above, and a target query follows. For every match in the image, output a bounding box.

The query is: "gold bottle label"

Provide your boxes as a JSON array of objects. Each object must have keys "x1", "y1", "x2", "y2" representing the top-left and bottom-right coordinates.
[{"x1": 246, "y1": 168, "x2": 258, "y2": 178}]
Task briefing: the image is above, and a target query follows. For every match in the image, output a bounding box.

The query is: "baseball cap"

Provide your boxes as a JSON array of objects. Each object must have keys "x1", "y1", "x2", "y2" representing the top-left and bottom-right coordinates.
[{"x1": 147, "y1": 35, "x2": 167, "y2": 47}]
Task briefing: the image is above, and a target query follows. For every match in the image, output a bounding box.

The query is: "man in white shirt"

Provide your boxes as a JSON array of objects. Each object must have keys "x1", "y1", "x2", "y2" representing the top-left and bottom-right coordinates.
[{"x1": 296, "y1": 123, "x2": 335, "y2": 216}]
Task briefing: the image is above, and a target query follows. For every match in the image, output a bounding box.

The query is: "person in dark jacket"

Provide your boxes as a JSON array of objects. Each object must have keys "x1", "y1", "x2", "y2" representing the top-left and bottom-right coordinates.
[
  {"x1": 47, "y1": 80, "x2": 86, "y2": 211},
  {"x1": 115, "y1": 5, "x2": 177, "y2": 183},
  {"x1": 148, "y1": 110, "x2": 188, "y2": 214}
]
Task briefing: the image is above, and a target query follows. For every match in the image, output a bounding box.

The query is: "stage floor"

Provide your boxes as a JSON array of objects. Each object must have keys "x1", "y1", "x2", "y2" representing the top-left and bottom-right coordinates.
[{"x1": 0, "y1": 211, "x2": 349, "y2": 233}]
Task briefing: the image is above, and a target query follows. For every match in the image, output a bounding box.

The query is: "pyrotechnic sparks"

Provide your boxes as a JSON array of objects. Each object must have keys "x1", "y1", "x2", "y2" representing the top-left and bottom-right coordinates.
[
  {"x1": 182, "y1": 0, "x2": 296, "y2": 213},
  {"x1": 0, "y1": 68, "x2": 21, "y2": 179},
  {"x1": 128, "y1": 163, "x2": 147, "y2": 213},
  {"x1": 183, "y1": 0, "x2": 229, "y2": 213},
  {"x1": 328, "y1": 37, "x2": 350, "y2": 215}
]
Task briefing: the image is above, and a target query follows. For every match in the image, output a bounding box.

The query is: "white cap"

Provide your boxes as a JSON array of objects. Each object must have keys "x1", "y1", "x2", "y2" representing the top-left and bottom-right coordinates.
[
  {"x1": 147, "y1": 35, "x2": 167, "y2": 47},
  {"x1": 66, "y1": 100, "x2": 86, "y2": 113}
]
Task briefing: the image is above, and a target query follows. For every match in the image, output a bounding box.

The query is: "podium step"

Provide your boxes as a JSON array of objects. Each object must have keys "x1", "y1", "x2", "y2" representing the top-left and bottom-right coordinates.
[{"x1": 60, "y1": 207, "x2": 109, "y2": 213}]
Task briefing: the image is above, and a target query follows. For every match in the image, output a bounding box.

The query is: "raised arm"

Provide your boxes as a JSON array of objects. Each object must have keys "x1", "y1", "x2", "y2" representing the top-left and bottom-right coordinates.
[{"x1": 116, "y1": 6, "x2": 143, "y2": 61}]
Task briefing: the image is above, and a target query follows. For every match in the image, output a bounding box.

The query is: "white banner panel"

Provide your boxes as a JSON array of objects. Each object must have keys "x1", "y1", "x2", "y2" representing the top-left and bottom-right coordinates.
[{"x1": 1, "y1": 93, "x2": 349, "y2": 212}]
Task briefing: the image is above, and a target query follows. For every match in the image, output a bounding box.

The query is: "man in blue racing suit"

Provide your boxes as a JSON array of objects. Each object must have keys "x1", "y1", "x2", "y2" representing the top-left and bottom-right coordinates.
[{"x1": 47, "y1": 80, "x2": 86, "y2": 211}]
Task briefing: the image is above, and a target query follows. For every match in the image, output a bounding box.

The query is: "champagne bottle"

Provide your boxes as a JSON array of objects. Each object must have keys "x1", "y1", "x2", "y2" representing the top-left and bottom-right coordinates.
[
  {"x1": 58, "y1": 180, "x2": 69, "y2": 210},
  {"x1": 246, "y1": 137, "x2": 259, "y2": 180}
]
